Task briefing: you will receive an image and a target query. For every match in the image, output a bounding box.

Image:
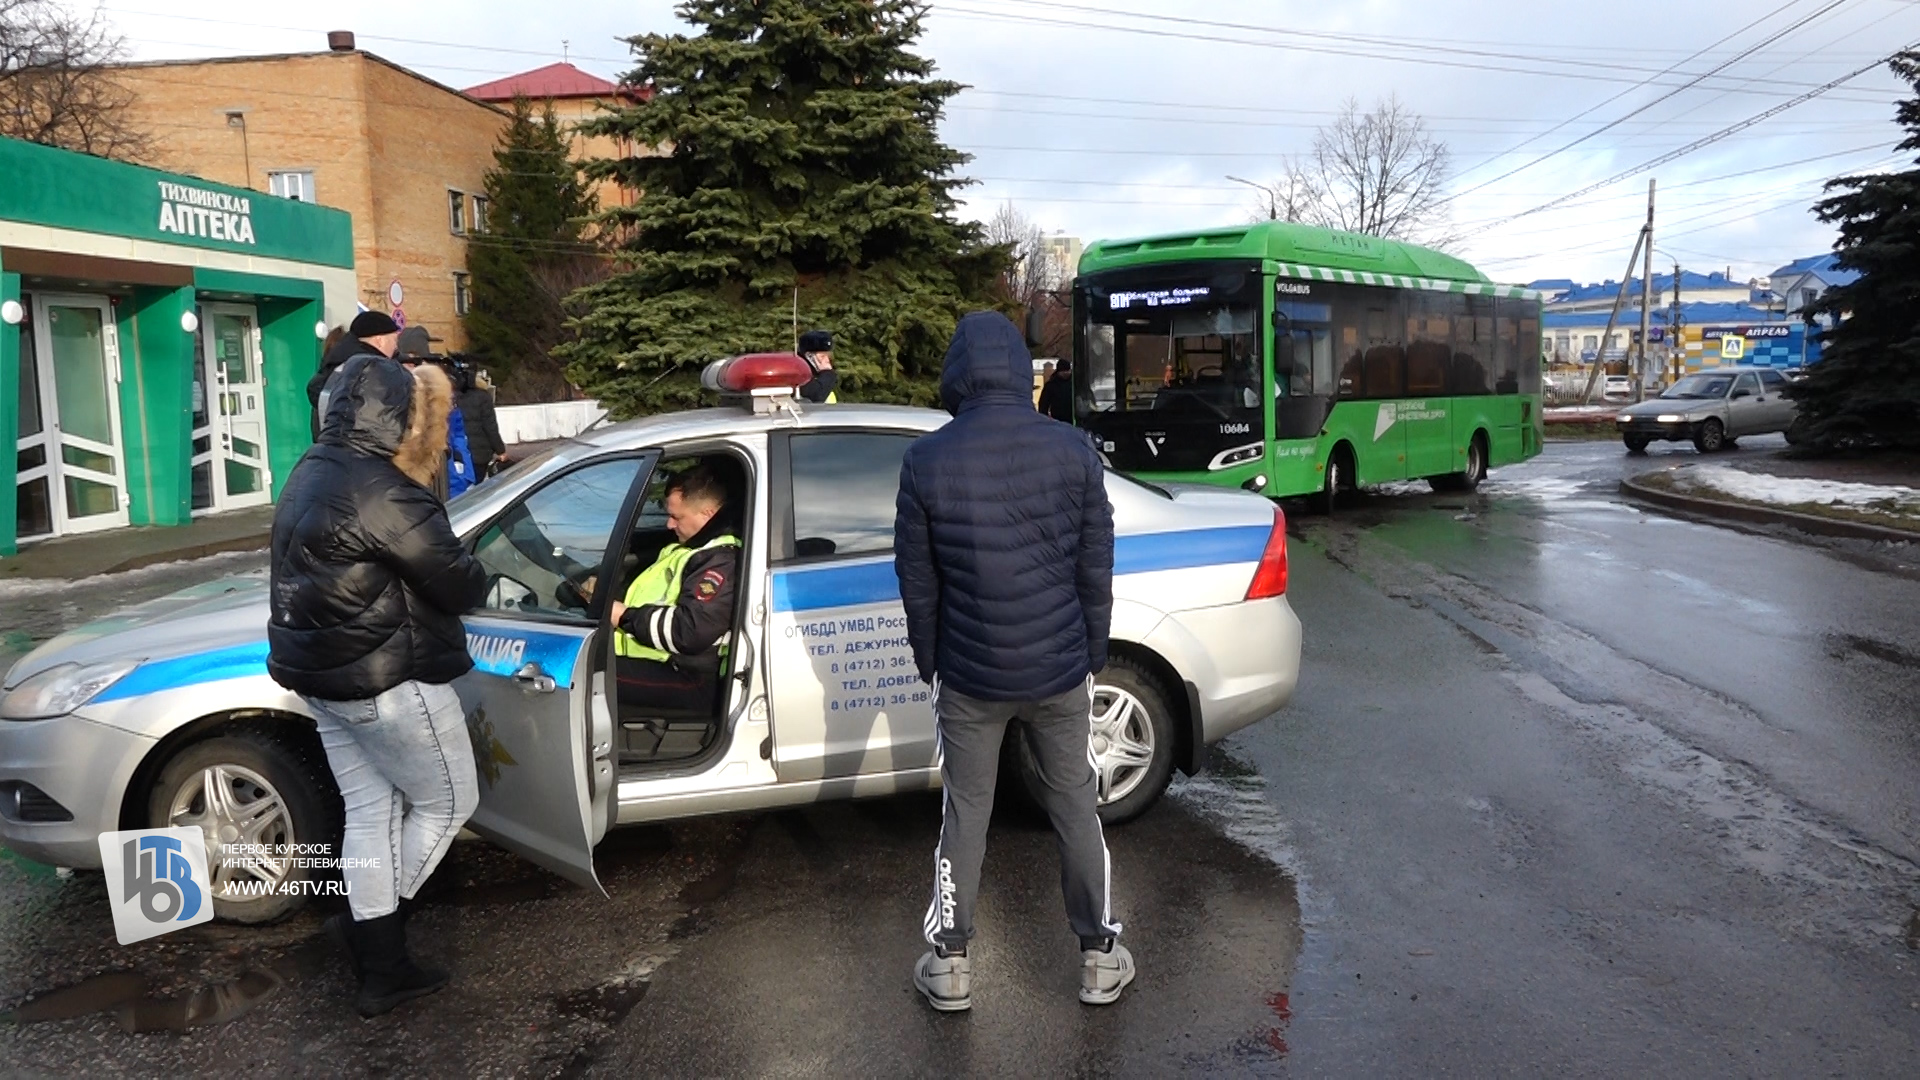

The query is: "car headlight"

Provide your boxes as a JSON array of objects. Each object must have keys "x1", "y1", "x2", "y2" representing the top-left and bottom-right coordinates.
[
  {"x1": 0, "y1": 660, "x2": 140, "y2": 720},
  {"x1": 1656, "y1": 414, "x2": 1686, "y2": 423},
  {"x1": 1616, "y1": 414, "x2": 1634, "y2": 423}
]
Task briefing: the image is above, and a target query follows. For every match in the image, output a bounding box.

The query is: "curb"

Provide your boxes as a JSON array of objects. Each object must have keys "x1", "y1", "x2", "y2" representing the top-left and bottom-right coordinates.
[
  {"x1": 97, "y1": 533, "x2": 272, "y2": 576},
  {"x1": 1619, "y1": 476, "x2": 1919, "y2": 544}
]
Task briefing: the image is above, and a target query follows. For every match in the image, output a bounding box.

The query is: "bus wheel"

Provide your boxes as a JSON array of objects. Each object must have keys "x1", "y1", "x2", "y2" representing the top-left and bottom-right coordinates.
[
  {"x1": 1319, "y1": 448, "x2": 1350, "y2": 515},
  {"x1": 1430, "y1": 433, "x2": 1487, "y2": 493}
]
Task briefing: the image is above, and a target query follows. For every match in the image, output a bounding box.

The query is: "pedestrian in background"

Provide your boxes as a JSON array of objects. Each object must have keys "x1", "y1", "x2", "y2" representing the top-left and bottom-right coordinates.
[
  {"x1": 1038, "y1": 359, "x2": 1075, "y2": 423},
  {"x1": 309, "y1": 313, "x2": 398, "y2": 439},
  {"x1": 267, "y1": 351, "x2": 486, "y2": 1018},
  {"x1": 451, "y1": 355, "x2": 508, "y2": 479},
  {"x1": 796, "y1": 328, "x2": 839, "y2": 403},
  {"x1": 893, "y1": 311, "x2": 1128, "y2": 1013}
]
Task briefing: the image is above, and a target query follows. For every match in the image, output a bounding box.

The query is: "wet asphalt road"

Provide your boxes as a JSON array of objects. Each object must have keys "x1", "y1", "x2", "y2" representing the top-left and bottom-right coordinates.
[{"x1": 2, "y1": 436, "x2": 1918, "y2": 1075}]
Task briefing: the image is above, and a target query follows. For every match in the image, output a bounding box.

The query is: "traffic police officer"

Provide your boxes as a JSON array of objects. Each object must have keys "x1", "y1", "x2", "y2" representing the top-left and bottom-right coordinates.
[
  {"x1": 608, "y1": 465, "x2": 741, "y2": 713},
  {"x1": 797, "y1": 329, "x2": 839, "y2": 403}
]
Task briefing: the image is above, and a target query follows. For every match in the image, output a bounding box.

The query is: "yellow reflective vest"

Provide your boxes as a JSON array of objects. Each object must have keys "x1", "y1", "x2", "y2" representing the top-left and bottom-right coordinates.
[{"x1": 614, "y1": 534, "x2": 743, "y2": 662}]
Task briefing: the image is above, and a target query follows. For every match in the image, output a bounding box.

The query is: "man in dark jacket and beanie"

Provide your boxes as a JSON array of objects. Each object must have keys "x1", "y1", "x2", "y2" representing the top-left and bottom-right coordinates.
[
  {"x1": 269, "y1": 353, "x2": 487, "y2": 1019},
  {"x1": 796, "y1": 329, "x2": 839, "y2": 404},
  {"x1": 308, "y1": 311, "x2": 400, "y2": 439},
  {"x1": 893, "y1": 311, "x2": 1128, "y2": 1013}
]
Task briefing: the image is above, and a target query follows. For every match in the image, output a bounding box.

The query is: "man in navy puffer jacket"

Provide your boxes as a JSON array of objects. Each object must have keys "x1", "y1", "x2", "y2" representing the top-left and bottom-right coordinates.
[{"x1": 894, "y1": 311, "x2": 1132, "y2": 1012}]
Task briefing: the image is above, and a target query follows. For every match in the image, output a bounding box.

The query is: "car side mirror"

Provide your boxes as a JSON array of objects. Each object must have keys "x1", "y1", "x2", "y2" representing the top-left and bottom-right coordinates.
[{"x1": 1731, "y1": 389, "x2": 1752, "y2": 400}]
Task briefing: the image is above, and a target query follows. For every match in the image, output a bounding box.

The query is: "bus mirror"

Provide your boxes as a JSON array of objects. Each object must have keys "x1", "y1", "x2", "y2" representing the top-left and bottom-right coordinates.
[{"x1": 1024, "y1": 307, "x2": 1045, "y2": 348}]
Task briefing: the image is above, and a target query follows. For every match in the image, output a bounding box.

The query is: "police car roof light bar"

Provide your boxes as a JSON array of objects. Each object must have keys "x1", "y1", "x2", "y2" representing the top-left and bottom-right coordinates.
[{"x1": 701, "y1": 352, "x2": 813, "y2": 414}]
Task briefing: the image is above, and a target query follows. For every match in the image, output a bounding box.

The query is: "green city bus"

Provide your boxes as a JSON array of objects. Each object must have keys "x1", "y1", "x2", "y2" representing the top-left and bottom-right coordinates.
[{"x1": 1071, "y1": 221, "x2": 1544, "y2": 506}]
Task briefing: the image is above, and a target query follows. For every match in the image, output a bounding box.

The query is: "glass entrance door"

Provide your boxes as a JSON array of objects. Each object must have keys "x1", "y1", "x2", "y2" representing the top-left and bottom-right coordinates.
[
  {"x1": 191, "y1": 304, "x2": 272, "y2": 513},
  {"x1": 13, "y1": 305, "x2": 54, "y2": 541},
  {"x1": 30, "y1": 294, "x2": 129, "y2": 535}
]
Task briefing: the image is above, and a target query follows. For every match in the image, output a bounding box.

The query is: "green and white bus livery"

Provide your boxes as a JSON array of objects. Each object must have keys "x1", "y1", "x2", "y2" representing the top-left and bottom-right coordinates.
[{"x1": 1071, "y1": 221, "x2": 1544, "y2": 504}]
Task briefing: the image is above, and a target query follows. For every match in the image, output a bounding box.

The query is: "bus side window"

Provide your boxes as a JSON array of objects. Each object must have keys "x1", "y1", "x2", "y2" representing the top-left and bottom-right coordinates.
[{"x1": 1452, "y1": 294, "x2": 1491, "y2": 396}]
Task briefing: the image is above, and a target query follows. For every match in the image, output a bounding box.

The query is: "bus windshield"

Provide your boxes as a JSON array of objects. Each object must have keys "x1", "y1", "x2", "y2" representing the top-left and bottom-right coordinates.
[{"x1": 1075, "y1": 264, "x2": 1265, "y2": 473}]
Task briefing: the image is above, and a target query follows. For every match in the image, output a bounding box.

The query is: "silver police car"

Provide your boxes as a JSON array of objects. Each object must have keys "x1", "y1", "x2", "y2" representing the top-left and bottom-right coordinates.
[{"x1": 0, "y1": 358, "x2": 1302, "y2": 922}]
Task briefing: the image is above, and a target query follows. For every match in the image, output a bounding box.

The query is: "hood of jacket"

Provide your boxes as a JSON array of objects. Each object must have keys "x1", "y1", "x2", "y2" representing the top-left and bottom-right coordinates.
[
  {"x1": 317, "y1": 356, "x2": 453, "y2": 487},
  {"x1": 939, "y1": 311, "x2": 1036, "y2": 415}
]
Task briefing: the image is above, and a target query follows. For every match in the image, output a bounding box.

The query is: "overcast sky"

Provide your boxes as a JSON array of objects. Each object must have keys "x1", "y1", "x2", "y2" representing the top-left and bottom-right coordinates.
[{"x1": 104, "y1": 0, "x2": 1920, "y2": 286}]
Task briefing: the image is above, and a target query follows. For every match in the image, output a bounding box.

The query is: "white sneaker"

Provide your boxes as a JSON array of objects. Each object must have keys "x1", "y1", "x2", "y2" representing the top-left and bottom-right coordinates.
[
  {"x1": 915, "y1": 947, "x2": 972, "y2": 1012},
  {"x1": 1079, "y1": 941, "x2": 1135, "y2": 1005}
]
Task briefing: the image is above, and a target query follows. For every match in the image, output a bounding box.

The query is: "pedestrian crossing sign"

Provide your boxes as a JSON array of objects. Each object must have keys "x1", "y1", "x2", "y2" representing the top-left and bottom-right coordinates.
[{"x1": 1719, "y1": 335, "x2": 1745, "y2": 360}]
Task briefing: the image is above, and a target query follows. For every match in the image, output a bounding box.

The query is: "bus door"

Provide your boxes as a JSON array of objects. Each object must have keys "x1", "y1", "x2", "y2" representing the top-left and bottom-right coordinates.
[{"x1": 1274, "y1": 300, "x2": 1335, "y2": 444}]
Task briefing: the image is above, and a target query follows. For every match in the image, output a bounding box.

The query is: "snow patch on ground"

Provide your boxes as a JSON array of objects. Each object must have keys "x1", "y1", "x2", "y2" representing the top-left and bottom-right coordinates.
[
  {"x1": 0, "y1": 550, "x2": 265, "y2": 599},
  {"x1": 1544, "y1": 405, "x2": 1622, "y2": 418},
  {"x1": 1675, "y1": 466, "x2": 1920, "y2": 520}
]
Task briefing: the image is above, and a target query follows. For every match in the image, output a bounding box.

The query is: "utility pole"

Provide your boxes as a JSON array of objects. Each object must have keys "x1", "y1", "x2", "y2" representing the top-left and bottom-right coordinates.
[
  {"x1": 1636, "y1": 179, "x2": 1655, "y2": 402},
  {"x1": 1225, "y1": 175, "x2": 1277, "y2": 220},
  {"x1": 1670, "y1": 260, "x2": 1683, "y2": 385},
  {"x1": 1579, "y1": 224, "x2": 1648, "y2": 404}
]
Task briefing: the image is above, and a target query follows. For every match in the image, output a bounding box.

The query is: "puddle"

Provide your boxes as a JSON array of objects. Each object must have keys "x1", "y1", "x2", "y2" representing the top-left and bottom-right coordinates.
[{"x1": 0, "y1": 936, "x2": 332, "y2": 1032}]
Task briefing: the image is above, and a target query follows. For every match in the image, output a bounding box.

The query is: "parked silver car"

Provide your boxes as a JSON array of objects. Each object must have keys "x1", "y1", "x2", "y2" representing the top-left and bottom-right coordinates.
[
  {"x1": 0, "y1": 378, "x2": 1301, "y2": 923},
  {"x1": 1615, "y1": 366, "x2": 1800, "y2": 453}
]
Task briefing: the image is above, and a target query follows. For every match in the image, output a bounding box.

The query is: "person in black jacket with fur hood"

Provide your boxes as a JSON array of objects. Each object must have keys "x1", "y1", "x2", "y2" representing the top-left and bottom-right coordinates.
[{"x1": 269, "y1": 353, "x2": 487, "y2": 1018}]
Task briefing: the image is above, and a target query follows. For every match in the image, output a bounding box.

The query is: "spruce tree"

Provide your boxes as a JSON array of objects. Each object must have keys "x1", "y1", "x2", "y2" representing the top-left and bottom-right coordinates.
[
  {"x1": 463, "y1": 97, "x2": 599, "y2": 402},
  {"x1": 563, "y1": 0, "x2": 1006, "y2": 415},
  {"x1": 1788, "y1": 52, "x2": 1920, "y2": 451}
]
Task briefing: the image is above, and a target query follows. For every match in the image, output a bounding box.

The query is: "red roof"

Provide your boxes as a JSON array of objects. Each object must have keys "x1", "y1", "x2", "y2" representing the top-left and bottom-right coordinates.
[{"x1": 464, "y1": 62, "x2": 627, "y2": 101}]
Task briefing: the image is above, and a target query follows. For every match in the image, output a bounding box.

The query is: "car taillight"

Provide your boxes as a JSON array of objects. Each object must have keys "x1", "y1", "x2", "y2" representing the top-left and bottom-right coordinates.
[{"x1": 1245, "y1": 507, "x2": 1288, "y2": 600}]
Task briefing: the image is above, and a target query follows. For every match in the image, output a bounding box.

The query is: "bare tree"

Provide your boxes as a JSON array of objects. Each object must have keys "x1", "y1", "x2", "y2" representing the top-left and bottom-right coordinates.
[
  {"x1": 0, "y1": 0, "x2": 149, "y2": 160},
  {"x1": 1251, "y1": 96, "x2": 1451, "y2": 246},
  {"x1": 983, "y1": 200, "x2": 1064, "y2": 312}
]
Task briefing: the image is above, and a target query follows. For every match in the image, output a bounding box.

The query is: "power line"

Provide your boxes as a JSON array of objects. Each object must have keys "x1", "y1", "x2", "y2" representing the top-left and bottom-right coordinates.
[
  {"x1": 1445, "y1": 0, "x2": 1840, "y2": 193},
  {"x1": 1463, "y1": 47, "x2": 1910, "y2": 238},
  {"x1": 937, "y1": 0, "x2": 1905, "y2": 102}
]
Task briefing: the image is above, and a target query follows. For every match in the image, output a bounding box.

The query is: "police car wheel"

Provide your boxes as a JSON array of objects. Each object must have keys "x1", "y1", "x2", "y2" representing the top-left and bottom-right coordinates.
[
  {"x1": 1011, "y1": 659, "x2": 1175, "y2": 827},
  {"x1": 145, "y1": 731, "x2": 340, "y2": 925}
]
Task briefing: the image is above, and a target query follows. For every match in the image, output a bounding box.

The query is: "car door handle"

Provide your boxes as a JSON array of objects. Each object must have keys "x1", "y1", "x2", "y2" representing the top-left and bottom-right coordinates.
[{"x1": 514, "y1": 661, "x2": 557, "y2": 693}]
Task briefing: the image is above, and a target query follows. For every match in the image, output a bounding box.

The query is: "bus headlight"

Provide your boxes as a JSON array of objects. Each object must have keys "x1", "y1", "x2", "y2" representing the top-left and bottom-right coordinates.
[{"x1": 1207, "y1": 442, "x2": 1265, "y2": 471}]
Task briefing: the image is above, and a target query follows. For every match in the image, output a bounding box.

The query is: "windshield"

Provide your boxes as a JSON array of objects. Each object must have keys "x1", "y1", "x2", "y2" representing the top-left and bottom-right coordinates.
[
  {"x1": 1078, "y1": 267, "x2": 1263, "y2": 421},
  {"x1": 1661, "y1": 373, "x2": 1733, "y2": 399}
]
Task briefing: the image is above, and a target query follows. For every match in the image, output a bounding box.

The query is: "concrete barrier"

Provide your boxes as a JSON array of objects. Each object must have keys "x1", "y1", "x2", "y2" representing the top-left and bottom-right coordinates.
[{"x1": 495, "y1": 400, "x2": 608, "y2": 444}]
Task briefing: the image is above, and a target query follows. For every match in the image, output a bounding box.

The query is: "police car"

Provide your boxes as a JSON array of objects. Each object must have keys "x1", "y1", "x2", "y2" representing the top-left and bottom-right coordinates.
[{"x1": 0, "y1": 354, "x2": 1302, "y2": 922}]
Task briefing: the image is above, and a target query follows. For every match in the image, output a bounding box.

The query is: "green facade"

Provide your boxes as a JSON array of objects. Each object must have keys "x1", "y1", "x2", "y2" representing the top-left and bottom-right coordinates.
[{"x1": 1, "y1": 137, "x2": 352, "y2": 556}]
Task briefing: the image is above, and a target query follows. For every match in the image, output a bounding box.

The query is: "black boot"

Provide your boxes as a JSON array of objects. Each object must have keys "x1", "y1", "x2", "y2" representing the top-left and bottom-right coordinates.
[
  {"x1": 324, "y1": 912, "x2": 364, "y2": 981},
  {"x1": 352, "y1": 910, "x2": 449, "y2": 1018}
]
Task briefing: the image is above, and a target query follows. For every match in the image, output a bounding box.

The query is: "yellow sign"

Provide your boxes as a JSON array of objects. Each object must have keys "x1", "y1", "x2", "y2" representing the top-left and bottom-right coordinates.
[{"x1": 1719, "y1": 335, "x2": 1746, "y2": 360}]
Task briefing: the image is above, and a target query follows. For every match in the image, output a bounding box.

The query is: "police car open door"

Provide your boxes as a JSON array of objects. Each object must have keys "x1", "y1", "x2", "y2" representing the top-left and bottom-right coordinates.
[{"x1": 452, "y1": 452, "x2": 656, "y2": 893}]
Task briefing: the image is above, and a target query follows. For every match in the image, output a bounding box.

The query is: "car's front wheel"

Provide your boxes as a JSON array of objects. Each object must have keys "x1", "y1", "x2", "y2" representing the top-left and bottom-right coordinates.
[
  {"x1": 144, "y1": 729, "x2": 341, "y2": 924},
  {"x1": 1623, "y1": 434, "x2": 1651, "y2": 453},
  {"x1": 1012, "y1": 658, "x2": 1177, "y2": 827},
  {"x1": 1692, "y1": 418, "x2": 1727, "y2": 453}
]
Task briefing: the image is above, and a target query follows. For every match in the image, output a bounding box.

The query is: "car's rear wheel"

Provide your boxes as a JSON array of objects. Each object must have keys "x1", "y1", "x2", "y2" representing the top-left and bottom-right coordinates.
[
  {"x1": 1623, "y1": 434, "x2": 1651, "y2": 453},
  {"x1": 1692, "y1": 418, "x2": 1727, "y2": 453},
  {"x1": 1011, "y1": 659, "x2": 1177, "y2": 827},
  {"x1": 145, "y1": 730, "x2": 340, "y2": 924}
]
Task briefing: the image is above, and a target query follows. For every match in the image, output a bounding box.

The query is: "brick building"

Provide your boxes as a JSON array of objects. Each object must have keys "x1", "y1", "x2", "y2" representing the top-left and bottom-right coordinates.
[
  {"x1": 111, "y1": 32, "x2": 509, "y2": 350},
  {"x1": 463, "y1": 62, "x2": 649, "y2": 218}
]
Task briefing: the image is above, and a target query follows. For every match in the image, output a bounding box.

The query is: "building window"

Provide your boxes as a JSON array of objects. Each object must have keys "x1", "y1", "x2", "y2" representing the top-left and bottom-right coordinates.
[
  {"x1": 448, "y1": 189, "x2": 467, "y2": 235},
  {"x1": 269, "y1": 170, "x2": 315, "y2": 202},
  {"x1": 471, "y1": 195, "x2": 489, "y2": 234},
  {"x1": 453, "y1": 272, "x2": 472, "y2": 317}
]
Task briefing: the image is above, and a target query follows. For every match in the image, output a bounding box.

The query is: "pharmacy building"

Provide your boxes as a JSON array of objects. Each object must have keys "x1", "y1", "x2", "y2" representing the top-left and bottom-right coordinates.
[{"x1": 1, "y1": 137, "x2": 355, "y2": 555}]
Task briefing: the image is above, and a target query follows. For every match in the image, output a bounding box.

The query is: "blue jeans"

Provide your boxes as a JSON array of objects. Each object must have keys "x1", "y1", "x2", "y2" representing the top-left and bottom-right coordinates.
[{"x1": 308, "y1": 681, "x2": 479, "y2": 921}]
